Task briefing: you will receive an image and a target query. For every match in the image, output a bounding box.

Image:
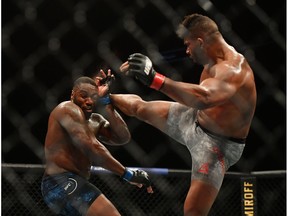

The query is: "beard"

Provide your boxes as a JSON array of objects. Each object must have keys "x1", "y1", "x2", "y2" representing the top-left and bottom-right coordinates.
[{"x1": 191, "y1": 49, "x2": 207, "y2": 66}]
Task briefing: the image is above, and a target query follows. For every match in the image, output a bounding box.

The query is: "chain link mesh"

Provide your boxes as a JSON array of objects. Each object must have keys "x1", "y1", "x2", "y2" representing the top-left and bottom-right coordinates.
[
  {"x1": 2, "y1": 0, "x2": 286, "y2": 215},
  {"x1": 2, "y1": 165, "x2": 286, "y2": 216},
  {"x1": 3, "y1": 0, "x2": 285, "y2": 171}
]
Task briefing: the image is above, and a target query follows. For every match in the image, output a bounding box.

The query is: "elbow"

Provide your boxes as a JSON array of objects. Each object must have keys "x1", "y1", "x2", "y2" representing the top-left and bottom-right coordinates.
[
  {"x1": 184, "y1": 98, "x2": 211, "y2": 110},
  {"x1": 195, "y1": 101, "x2": 211, "y2": 110},
  {"x1": 118, "y1": 126, "x2": 132, "y2": 145},
  {"x1": 115, "y1": 132, "x2": 131, "y2": 145},
  {"x1": 88, "y1": 144, "x2": 109, "y2": 165},
  {"x1": 122, "y1": 132, "x2": 131, "y2": 144},
  {"x1": 194, "y1": 99, "x2": 225, "y2": 110},
  {"x1": 106, "y1": 130, "x2": 131, "y2": 146}
]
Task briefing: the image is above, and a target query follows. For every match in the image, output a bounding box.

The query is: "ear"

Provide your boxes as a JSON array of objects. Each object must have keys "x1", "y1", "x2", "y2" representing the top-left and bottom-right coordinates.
[
  {"x1": 197, "y1": 38, "x2": 204, "y2": 48},
  {"x1": 71, "y1": 90, "x2": 74, "y2": 101}
]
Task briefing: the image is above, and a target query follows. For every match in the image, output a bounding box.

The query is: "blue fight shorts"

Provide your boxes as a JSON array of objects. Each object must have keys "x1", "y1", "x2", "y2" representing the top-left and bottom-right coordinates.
[
  {"x1": 165, "y1": 103, "x2": 245, "y2": 190},
  {"x1": 41, "y1": 172, "x2": 102, "y2": 216}
]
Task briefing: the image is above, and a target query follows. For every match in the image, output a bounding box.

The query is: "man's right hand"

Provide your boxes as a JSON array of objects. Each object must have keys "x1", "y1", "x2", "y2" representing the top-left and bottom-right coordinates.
[
  {"x1": 121, "y1": 168, "x2": 153, "y2": 193},
  {"x1": 119, "y1": 53, "x2": 165, "y2": 90}
]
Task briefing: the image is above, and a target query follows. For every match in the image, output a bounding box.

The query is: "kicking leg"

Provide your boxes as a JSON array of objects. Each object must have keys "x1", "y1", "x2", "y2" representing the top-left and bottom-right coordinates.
[{"x1": 110, "y1": 94, "x2": 172, "y2": 132}]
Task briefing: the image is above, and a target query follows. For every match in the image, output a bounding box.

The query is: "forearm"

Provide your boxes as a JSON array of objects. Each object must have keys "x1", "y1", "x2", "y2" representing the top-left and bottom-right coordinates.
[
  {"x1": 119, "y1": 53, "x2": 211, "y2": 108},
  {"x1": 71, "y1": 129, "x2": 126, "y2": 176},
  {"x1": 90, "y1": 137, "x2": 153, "y2": 193},
  {"x1": 104, "y1": 104, "x2": 131, "y2": 143},
  {"x1": 160, "y1": 77, "x2": 210, "y2": 109},
  {"x1": 90, "y1": 141, "x2": 125, "y2": 176}
]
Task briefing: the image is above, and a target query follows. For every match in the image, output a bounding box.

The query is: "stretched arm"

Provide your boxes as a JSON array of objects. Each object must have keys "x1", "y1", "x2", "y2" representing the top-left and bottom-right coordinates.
[
  {"x1": 160, "y1": 76, "x2": 237, "y2": 109},
  {"x1": 119, "y1": 53, "x2": 238, "y2": 109}
]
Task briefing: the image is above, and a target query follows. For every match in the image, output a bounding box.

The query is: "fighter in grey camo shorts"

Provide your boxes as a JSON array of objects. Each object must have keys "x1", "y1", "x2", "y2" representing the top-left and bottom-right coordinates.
[{"x1": 165, "y1": 103, "x2": 245, "y2": 190}]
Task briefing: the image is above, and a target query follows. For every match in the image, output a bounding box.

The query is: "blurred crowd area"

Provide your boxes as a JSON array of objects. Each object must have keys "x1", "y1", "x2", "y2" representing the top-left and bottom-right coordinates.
[{"x1": 2, "y1": 0, "x2": 286, "y2": 172}]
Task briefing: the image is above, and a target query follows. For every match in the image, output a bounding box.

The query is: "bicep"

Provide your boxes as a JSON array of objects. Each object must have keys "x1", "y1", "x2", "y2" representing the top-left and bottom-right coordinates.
[
  {"x1": 57, "y1": 107, "x2": 94, "y2": 150},
  {"x1": 200, "y1": 78, "x2": 237, "y2": 106}
]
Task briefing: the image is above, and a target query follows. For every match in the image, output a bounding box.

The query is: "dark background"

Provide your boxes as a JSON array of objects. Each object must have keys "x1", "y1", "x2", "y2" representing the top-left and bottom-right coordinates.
[{"x1": 2, "y1": 0, "x2": 286, "y2": 172}]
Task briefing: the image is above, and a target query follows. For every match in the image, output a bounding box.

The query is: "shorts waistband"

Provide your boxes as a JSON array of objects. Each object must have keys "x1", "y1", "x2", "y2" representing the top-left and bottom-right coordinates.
[{"x1": 195, "y1": 121, "x2": 246, "y2": 144}]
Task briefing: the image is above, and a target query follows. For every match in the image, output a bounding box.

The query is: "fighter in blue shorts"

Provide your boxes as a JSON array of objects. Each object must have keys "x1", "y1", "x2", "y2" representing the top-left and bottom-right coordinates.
[
  {"x1": 41, "y1": 172, "x2": 102, "y2": 216},
  {"x1": 42, "y1": 74, "x2": 153, "y2": 216},
  {"x1": 111, "y1": 13, "x2": 256, "y2": 216}
]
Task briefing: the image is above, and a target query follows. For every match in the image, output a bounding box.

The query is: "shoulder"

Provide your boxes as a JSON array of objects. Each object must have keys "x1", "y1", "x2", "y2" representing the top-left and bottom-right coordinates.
[
  {"x1": 212, "y1": 53, "x2": 248, "y2": 81},
  {"x1": 53, "y1": 101, "x2": 78, "y2": 113},
  {"x1": 51, "y1": 101, "x2": 83, "y2": 120}
]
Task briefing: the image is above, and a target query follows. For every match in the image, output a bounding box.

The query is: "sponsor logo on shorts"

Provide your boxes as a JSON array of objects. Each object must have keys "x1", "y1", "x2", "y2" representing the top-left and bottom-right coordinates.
[
  {"x1": 64, "y1": 178, "x2": 77, "y2": 195},
  {"x1": 198, "y1": 163, "x2": 209, "y2": 174},
  {"x1": 212, "y1": 146, "x2": 225, "y2": 174}
]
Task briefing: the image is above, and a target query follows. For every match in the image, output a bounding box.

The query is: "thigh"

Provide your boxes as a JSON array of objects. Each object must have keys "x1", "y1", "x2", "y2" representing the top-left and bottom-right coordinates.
[
  {"x1": 86, "y1": 194, "x2": 121, "y2": 216},
  {"x1": 42, "y1": 173, "x2": 103, "y2": 216}
]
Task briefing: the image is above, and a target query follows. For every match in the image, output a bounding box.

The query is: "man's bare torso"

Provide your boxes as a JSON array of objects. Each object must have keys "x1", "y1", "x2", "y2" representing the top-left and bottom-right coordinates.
[
  {"x1": 44, "y1": 102, "x2": 101, "y2": 179},
  {"x1": 197, "y1": 52, "x2": 257, "y2": 139}
]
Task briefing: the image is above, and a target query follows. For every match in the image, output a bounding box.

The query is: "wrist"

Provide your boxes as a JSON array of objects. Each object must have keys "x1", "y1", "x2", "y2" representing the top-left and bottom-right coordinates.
[
  {"x1": 99, "y1": 94, "x2": 111, "y2": 105},
  {"x1": 121, "y1": 168, "x2": 133, "y2": 181},
  {"x1": 150, "y1": 72, "x2": 165, "y2": 90}
]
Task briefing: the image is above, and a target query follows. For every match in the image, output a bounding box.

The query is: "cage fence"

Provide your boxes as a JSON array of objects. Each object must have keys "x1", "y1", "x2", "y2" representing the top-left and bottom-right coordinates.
[
  {"x1": 2, "y1": 164, "x2": 286, "y2": 216},
  {"x1": 2, "y1": 0, "x2": 286, "y2": 216},
  {"x1": 2, "y1": 0, "x2": 285, "y2": 172}
]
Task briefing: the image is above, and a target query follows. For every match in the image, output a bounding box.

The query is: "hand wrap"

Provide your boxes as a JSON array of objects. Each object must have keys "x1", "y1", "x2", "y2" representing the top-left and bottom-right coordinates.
[
  {"x1": 121, "y1": 168, "x2": 151, "y2": 187},
  {"x1": 99, "y1": 75, "x2": 114, "y2": 86},
  {"x1": 98, "y1": 94, "x2": 111, "y2": 105}
]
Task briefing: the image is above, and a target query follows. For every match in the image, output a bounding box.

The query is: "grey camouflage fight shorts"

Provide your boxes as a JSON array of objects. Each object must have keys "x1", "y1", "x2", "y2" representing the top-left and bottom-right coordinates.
[{"x1": 165, "y1": 102, "x2": 245, "y2": 190}]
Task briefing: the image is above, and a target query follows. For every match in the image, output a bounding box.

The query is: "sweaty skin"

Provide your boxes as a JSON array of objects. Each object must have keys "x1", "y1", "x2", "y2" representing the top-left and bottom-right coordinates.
[
  {"x1": 43, "y1": 78, "x2": 152, "y2": 216},
  {"x1": 119, "y1": 44, "x2": 256, "y2": 139},
  {"x1": 114, "y1": 14, "x2": 256, "y2": 216},
  {"x1": 162, "y1": 44, "x2": 256, "y2": 139},
  {"x1": 44, "y1": 84, "x2": 131, "y2": 179}
]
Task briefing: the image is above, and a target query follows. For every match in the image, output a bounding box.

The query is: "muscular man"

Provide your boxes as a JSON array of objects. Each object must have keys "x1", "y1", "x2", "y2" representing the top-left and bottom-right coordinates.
[
  {"x1": 41, "y1": 73, "x2": 153, "y2": 216},
  {"x1": 111, "y1": 13, "x2": 257, "y2": 216}
]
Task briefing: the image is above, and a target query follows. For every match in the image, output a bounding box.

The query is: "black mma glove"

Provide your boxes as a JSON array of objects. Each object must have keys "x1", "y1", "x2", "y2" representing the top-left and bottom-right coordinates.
[
  {"x1": 97, "y1": 72, "x2": 115, "y2": 105},
  {"x1": 128, "y1": 53, "x2": 165, "y2": 90},
  {"x1": 121, "y1": 167, "x2": 151, "y2": 187},
  {"x1": 99, "y1": 74, "x2": 114, "y2": 86}
]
